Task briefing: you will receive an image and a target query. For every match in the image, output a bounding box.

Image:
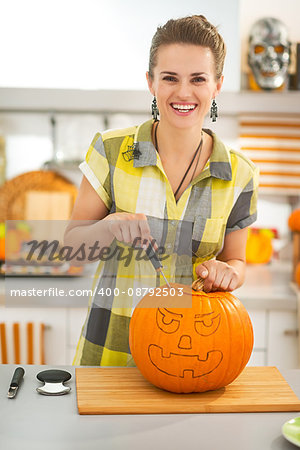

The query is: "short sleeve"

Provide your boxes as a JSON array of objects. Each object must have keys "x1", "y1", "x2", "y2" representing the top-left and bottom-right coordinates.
[
  {"x1": 79, "y1": 133, "x2": 112, "y2": 210},
  {"x1": 225, "y1": 165, "x2": 259, "y2": 234}
]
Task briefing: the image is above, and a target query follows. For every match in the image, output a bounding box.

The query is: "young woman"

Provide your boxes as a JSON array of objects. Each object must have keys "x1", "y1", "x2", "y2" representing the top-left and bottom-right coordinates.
[{"x1": 66, "y1": 15, "x2": 258, "y2": 366}]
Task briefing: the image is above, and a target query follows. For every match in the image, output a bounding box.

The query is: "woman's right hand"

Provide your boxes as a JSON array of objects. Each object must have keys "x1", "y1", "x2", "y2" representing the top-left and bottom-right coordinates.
[{"x1": 102, "y1": 212, "x2": 156, "y2": 249}]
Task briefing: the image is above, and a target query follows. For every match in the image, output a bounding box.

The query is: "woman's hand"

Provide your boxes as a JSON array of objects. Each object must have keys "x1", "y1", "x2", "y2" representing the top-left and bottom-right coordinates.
[
  {"x1": 195, "y1": 260, "x2": 241, "y2": 292},
  {"x1": 103, "y1": 212, "x2": 156, "y2": 249}
]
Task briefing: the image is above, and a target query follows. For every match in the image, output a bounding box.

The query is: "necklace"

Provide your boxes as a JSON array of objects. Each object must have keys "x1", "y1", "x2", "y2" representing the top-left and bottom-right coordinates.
[{"x1": 154, "y1": 121, "x2": 203, "y2": 200}]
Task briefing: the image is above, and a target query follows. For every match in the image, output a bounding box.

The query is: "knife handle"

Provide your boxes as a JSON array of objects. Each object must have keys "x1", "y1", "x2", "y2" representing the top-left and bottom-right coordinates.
[
  {"x1": 145, "y1": 241, "x2": 162, "y2": 270},
  {"x1": 11, "y1": 367, "x2": 25, "y2": 387}
]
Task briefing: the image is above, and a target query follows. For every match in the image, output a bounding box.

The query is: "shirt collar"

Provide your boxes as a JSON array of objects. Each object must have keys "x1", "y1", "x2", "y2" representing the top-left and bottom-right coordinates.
[
  {"x1": 203, "y1": 128, "x2": 232, "y2": 181},
  {"x1": 132, "y1": 119, "x2": 232, "y2": 181},
  {"x1": 133, "y1": 119, "x2": 157, "y2": 168}
]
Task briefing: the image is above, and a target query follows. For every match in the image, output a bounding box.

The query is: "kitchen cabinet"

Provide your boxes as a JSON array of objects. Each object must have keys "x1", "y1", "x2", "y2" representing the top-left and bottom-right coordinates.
[
  {"x1": 268, "y1": 310, "x2": 298, "y2": 368},
  {"x1": 0, "y1": 306, "x2": 68, "y2": 365},
  {"x1": 246, "y1": 310, "x2": 298, "y2": 368},
  {"x1": 236, "y1": 261, "x2": 298, "y2": 369}
]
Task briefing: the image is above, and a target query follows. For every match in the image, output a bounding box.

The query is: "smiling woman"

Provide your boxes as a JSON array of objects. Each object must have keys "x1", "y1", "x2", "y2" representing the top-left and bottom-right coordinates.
[{"x1": 65, "y1": 15, "x2": 259, "y2": 367}]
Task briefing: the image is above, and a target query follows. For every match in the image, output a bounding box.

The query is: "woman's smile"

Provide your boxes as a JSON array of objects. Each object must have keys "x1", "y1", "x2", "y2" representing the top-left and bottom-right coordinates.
[{"x1": 170, "y1": 102, "x2": 197, "y2": 115}]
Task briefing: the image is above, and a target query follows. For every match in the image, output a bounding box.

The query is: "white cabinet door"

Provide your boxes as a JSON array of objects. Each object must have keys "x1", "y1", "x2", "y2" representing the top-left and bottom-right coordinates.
[
  {"x1": 245, "y1": 310, "x2": 267, "y2": 366},
  {"x1": 247, "y1": 350, "x2": 266, "y2": 366},
  {"x1": 247, "y1": 310, "x2": 266, "y2": 349},
  {"x1": 66, "y1": 308, "x2": 87, "y2": 365},
  {"x1": 268, "y1": 310, "x2": 298, "y2": 369}
]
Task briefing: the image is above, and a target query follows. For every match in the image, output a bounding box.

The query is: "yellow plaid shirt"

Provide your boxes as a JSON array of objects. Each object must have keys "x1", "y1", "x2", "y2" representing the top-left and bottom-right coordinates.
[{"x1": 73, "y1": 118, "x2": 258, "y2": 366}]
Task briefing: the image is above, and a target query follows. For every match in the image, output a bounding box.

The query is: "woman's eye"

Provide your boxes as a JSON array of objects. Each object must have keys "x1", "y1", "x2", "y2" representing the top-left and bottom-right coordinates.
[
  {"x1": 163, "y1": 76, "x2": 177, "y2": 82},
  {"x1": 192, "y1": 77, "x2": 205, "y2": 83}
]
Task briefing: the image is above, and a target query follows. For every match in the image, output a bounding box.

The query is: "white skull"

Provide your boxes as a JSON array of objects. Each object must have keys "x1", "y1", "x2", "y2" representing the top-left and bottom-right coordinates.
[{"x1": 248, "y1": 17, "x2": 291, "y2": 90}]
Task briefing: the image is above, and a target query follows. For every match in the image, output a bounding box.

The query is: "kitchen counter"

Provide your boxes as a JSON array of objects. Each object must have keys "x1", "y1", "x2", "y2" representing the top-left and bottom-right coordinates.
[
  {"x1": 0, "y1": 260, "x2": 297, "y2": 309},
  {"x1": 0, "y1": 364, "x2": 300, "y2": 450},
  {"x1": 235, "y1": 260, "x2": 297, "y2": 310}
]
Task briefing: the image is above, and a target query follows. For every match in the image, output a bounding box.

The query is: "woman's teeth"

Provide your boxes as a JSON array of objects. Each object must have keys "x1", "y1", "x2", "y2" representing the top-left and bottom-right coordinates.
[{"x1": 171, "y1": 104, "x2": 196, "y2": 113}]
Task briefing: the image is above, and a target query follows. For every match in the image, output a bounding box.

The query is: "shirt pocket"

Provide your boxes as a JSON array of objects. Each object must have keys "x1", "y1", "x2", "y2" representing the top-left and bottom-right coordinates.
[{"x1": 191, "y1": 217, "x2": 226, "y2": 260}]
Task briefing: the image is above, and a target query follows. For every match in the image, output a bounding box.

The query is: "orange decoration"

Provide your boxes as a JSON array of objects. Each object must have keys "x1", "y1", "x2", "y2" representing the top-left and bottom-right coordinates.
[
  {"x1": 6, "y1": 229, "x2": 21, "y2": 255},
  {"x1": 246, "y1": 229, "x2": 273, "y2": 264},
  {"x1": 0, "y1": 237, "x2": 4, "y2": 260},
  {"x1": 129, "y1": 284, "x2": 253, "y2": 393},
  {"x1": 295, "y1": 262, "x2": 300, "y2": 287},
  {"x1": 288, "y1": 209, "x2": 300, "y2": 232}
]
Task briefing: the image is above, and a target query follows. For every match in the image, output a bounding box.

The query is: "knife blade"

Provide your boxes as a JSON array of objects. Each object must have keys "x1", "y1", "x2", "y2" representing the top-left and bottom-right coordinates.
[
  {"x1": 145, "y1": 241, "x2": 170, "y2": 288},
  {"x1": 7, "y1": 367, "x2": 25, "y2": 398}
]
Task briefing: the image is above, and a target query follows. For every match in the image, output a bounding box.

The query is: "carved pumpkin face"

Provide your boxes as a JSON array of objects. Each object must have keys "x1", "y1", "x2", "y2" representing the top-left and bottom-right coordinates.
[{"x1": 129, "y1": 283, "x2": 253, "y2": 393}]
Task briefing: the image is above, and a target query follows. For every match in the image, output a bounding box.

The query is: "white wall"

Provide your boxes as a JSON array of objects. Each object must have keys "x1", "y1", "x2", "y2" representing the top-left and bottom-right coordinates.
[{"x1": 0, "y1": 0, "x2": 240, "y2": 91}]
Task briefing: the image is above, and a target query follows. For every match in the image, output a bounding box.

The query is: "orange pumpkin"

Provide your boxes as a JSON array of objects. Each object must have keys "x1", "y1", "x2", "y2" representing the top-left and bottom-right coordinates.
[
  {"x1": 129, "y1": 283, "x2": 253, "y2": 393},
  {"x1": 288, "y1": 209, "x2": 300, "y2": 232},
  {"x1": 246, "y1": 229, "x2": 273, "y2": 264}
]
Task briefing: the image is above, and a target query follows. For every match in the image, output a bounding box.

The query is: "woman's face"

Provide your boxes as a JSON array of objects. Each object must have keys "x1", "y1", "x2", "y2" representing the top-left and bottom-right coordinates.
[{"x1": 146, "y1": 43, "x2": 223, "y2": 130}]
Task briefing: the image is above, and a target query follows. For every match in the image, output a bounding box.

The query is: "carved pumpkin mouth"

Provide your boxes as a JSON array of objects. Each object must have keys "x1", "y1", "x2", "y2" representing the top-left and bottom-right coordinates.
[{"x1": 148, "y1": 344, "x2": 223, "y2": 378}]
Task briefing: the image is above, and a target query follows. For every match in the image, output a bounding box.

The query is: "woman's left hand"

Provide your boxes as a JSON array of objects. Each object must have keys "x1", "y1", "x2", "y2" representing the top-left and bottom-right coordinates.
[{"x1": 195, "y1": 260, "x2": 240, "y2": 292}]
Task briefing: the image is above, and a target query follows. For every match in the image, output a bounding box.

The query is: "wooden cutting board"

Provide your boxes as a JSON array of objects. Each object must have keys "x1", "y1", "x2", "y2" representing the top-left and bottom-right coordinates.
[{"x1": 75, "y1": 366, "x2": 300, "y2": 415}]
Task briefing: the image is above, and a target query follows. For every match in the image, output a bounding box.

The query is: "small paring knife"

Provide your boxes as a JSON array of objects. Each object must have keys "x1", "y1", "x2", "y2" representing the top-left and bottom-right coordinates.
[
  {"x1": 7, "y1": 367, "x2": 25, "y2": 399},
  {"x1": 146, "y1": 241, "x2": 205, "y2": 291},
  {"x1": 146, "y1": 241, "x2": 171, "y2": 288}
]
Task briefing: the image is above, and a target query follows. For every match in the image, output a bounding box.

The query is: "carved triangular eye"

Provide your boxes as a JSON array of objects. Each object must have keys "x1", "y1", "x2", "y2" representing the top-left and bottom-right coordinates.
[{"x1": 156, "y1": 308, "x2": 183, "y2": 334}]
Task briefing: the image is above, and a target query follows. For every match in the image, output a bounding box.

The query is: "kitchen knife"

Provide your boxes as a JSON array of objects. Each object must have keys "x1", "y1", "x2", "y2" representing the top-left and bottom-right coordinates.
[
  {"x1": 146, "y1": 241, "x2": 170, "y2": 288},
  {"x1": 7, "y1": 367, "x2": 25, "y2": 399}
]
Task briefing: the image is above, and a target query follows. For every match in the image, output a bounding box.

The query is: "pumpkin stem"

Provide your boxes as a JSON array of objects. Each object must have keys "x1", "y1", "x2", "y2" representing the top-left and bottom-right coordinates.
[{"x1": 192, "y1": 277, "x2": 205, "y2": 292}]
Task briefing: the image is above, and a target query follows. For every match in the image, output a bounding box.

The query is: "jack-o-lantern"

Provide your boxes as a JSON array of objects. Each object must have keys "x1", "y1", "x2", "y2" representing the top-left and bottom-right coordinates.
[{"x1": 129, "y1": 283, "x2": 253, "y2": 393}]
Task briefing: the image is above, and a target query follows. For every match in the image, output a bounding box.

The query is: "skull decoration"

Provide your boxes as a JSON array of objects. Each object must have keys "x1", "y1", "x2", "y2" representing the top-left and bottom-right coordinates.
[
  {"x1": 248, "y1": 17, "x2": 291, "y2": 90},
  {"x1": 129, "y1": 283, "x2": 253, "y2": 393}
]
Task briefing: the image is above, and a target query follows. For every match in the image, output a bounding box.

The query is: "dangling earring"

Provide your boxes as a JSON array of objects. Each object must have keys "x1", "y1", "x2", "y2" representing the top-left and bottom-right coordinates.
[
  {"x1": 210, "y1": 98, "x2": 218, "y2": 122},
  {"x1": 151, "y1": 96, "x2": 159, "y2": 121}
]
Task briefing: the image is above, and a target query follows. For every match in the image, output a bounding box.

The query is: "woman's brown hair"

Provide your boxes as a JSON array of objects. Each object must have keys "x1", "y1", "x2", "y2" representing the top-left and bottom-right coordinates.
[{"x1": 148, "y1": 15, "x2": 226, "y2": 81}]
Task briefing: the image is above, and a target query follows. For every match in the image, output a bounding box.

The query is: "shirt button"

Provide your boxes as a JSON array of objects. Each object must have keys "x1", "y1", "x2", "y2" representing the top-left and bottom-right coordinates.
[
  {"x1": 166, "y1": 243, "x2": 172, "y2": 250},
  {"x1": 170, "y1": 220, "x2": 176, "y2": 226}
]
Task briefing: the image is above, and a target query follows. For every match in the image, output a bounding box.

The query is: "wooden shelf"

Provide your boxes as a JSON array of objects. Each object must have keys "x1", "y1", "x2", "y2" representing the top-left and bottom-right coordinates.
[
  {"x1": 0, "y1": 87, "x2": 299, "y2": 115},
  {"x1": 218, "y1": 90, "x2": 300, "y2": 115}
]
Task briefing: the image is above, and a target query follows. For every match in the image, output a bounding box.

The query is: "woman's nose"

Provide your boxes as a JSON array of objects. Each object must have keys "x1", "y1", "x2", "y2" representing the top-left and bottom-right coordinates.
[{"x1": 175, "y1": 81, "x2": 192, "y2": 99}]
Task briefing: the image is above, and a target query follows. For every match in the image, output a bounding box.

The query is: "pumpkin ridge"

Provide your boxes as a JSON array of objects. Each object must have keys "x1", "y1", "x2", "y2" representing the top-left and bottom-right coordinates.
[{"x1": 214, "y1": 296, "x2": 231, "y2": 390}]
